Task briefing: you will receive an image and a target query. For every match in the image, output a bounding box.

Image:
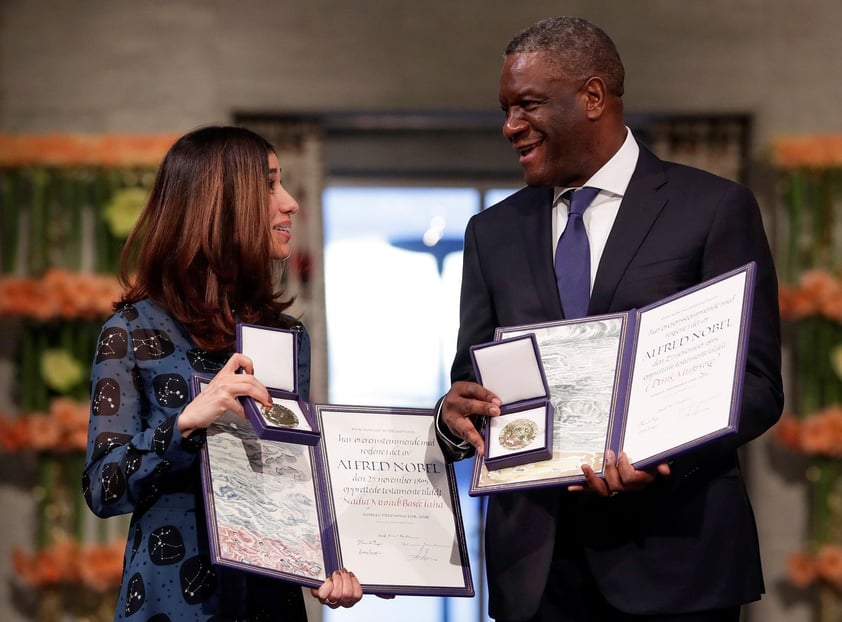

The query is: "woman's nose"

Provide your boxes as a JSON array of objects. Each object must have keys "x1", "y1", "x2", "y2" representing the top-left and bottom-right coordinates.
[{"x1": 279, "y1": 189, "x2": 299, "y2": 214}]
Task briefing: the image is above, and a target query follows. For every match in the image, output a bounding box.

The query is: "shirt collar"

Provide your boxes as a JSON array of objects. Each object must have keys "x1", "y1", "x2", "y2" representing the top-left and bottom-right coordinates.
[{"x1": 553, "y1": 127, "x2": 640, "y2": 204}]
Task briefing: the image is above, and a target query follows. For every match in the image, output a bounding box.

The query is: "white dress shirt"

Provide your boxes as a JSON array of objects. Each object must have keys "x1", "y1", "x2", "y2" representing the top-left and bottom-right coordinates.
[{"x1": 553, "y1": 128, "x2": 640, "y2": 292}]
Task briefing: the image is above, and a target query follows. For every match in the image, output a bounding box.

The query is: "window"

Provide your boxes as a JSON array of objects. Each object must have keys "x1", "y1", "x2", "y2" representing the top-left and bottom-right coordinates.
[{"x1": 322, "y1": 184, "x2": 517, "y2": 622}]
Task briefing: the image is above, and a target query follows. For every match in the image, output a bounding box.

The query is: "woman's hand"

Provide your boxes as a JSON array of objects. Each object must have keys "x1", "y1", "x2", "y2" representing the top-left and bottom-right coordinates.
[
  {"x1": 177, "y1": 353, "x2": 271, "y2": 437},
  {"x1": 311, "y1": 568, "x2": 364, "y2": 609}
]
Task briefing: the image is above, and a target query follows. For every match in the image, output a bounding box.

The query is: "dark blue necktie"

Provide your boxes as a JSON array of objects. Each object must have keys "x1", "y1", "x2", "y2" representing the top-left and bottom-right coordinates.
[{"x1": 555, "y1": 187, "x2": 600, "y2": 319}]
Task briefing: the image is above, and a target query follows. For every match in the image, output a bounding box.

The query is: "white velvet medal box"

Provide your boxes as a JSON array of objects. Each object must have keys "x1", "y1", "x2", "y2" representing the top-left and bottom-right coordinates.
[
  {"x1": 470, "y1": 333, "x2": 554, "y2": 470},
  {"x1": 236, "y1": 323, "x2": 320, "y2": 445}
]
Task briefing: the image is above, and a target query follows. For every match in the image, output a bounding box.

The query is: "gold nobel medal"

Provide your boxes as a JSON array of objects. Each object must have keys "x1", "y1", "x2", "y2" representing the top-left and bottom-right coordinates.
[
  {"x1": 498, "y1": 418, "x2": 538, "y2": 450},
  {"x1": 261, "y1": 403, "x2": 299, "y2": 428}
]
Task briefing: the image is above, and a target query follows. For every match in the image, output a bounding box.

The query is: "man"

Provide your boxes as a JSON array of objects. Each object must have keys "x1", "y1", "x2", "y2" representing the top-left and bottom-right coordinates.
[{"x1": 436, "y1": 16, "x2": 783, "y2": 622}]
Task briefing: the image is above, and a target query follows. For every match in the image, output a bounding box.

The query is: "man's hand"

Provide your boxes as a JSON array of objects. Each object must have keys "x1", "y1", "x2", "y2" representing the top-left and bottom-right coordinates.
[
  {"x1": 441, "y1": 381, "x2": 501, "y2": 456},
  {"x1": 568, "y1": 450, "x2": 671, "y2": 496}
]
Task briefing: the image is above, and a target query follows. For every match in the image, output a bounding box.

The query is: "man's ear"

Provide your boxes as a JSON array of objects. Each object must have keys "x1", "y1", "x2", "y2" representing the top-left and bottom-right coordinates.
[{"x1": 582, "y1": 76, "x2": 608, "y2": 120}]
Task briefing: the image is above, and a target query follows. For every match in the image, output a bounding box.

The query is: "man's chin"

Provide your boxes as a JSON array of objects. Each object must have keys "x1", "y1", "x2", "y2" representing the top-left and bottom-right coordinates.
[{"x1": 521, "y1": 170, "x2": 553, "y2": 187}]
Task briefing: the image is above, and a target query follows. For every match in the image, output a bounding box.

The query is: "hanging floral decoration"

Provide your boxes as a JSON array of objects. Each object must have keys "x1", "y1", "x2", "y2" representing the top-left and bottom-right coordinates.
[
  {"x1": 0, "y1": 398, "x2": 88, "y2": 453},
  {"x1": 0, "y1": 270, "x2": 122, "y2": 320},
  {"x1": 11, "y1": 540, "x2": 125, "y2": 592},
  {"x1": 0, "y1": 134, "x2": 175, "y2": 621},
  {"x1": 0, "y1": 133, "x2": 179, "y2": 168},
  {"x1": 9, "y1": 540, "x2": 125, "y2": 621},
  {"x1": 772, "y1": 134, "x2": 842, "y2": 621}
]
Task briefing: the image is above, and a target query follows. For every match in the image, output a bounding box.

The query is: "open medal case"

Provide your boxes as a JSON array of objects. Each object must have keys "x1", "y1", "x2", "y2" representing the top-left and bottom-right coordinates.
[
  {"x1": 469, "y1": 333, "x2": 554, "y2": 470},
  {"x1": 236, "y1": 322, "x2": 319, "y2": 445}
]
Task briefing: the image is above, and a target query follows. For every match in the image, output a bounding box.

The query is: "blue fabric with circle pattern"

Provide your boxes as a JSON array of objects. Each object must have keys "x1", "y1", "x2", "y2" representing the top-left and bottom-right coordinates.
[{"x1": 83, "y1": 299, "x2": 309, "y2": 621}]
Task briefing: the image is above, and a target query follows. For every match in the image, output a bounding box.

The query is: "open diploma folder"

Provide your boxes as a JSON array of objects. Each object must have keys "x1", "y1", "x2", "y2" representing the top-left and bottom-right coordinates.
[
  {"x1": 189, "y1": 381, "x2": 474, "y2": 597},
  {"x1": 469, "y1": 263, "x2": 755, "y2": 496}
]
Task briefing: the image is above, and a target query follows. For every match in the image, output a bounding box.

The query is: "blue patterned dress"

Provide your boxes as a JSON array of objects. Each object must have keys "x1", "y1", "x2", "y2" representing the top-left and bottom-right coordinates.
[{"x1": 82, "y1": 299, "x2": 310, "y2": 621}]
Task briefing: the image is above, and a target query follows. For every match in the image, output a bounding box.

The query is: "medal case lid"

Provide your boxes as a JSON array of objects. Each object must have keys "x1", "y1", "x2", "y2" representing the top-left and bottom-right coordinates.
[
  {"x1": 236, "y1": 323, "x2": 320, "y2": 445},
  {"x1": 470, "y1": 334, "x2": 554, "y2": 470}
]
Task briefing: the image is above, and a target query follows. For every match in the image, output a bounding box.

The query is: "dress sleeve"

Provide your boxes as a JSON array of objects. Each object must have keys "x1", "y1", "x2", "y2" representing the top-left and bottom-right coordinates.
[{"x1": 82, "y1": 310, "x2": 204, "y2": 518}]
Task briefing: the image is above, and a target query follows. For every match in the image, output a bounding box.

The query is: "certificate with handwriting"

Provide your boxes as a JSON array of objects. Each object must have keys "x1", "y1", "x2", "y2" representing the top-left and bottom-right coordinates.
[
  {"x1": 194, "y1": 391, "x2": 474, "y2": 597},
  {"x1": 470, "y1": 263, "x2": 755, "y2": 495}
]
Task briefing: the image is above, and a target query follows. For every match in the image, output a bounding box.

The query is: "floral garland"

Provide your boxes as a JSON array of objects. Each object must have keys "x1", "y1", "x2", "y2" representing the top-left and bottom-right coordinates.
[
  {"x1": 0, "y1": 269, "x2": 122, "y2": 320},
  {"x1": 0, "y1": 270, "x2": 119, "y2": 412},
  {"x1": 771, "y1": 138, "x2": 842, "y2": 621},
  {"x1": 787, "y1": 547, "x2": 842, "y2": 591},
  {"x1": 780, "y1": 270, "x2": 842, "y2": 324},
  {"x1": 0, "y1": 141, "x2": 159, "y2": 620},
  {"x1": 0, "y1": 398, "x2": 88, "y2": 453},
  {"x1": 776, "y1": 408, "x2": 842, "y2": 459},
  {"x1": 0, "y1": 133, "x2": 178, "y2": 167},
  {"x1": 12, "y1": 540, "x2": 124, "y2": 592},
  {"x1": 11, "y1": 540, "x2": 124, "y2": 621},
  {"x1": 772, "y1": 134, "x2": 842, "y2": 170}
]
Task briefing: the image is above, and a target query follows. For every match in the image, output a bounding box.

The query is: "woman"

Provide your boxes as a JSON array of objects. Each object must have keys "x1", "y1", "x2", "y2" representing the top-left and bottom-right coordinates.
[{"x1": 82, "y1": 125, "x2": 362, "y2": 620}]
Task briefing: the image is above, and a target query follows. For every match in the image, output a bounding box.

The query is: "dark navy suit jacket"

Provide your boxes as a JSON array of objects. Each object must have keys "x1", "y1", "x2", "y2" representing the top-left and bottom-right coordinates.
[{"x1": 442, "y1": 144, "x2": 783, "y2": 619}]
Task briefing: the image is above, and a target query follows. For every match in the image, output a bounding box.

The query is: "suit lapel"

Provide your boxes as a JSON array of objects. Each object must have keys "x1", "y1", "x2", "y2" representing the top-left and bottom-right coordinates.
[
  {"x1": 517, "y1": 186, "x2": 564, "y2": 319},
  {"x1": 590, "y1": 146, "x2": 668, "y2": 314}
]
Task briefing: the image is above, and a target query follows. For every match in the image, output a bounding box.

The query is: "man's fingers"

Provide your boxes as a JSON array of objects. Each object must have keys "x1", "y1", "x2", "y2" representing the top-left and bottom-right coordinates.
[
  {"x1": 452, "y1": 380, "x2": 501, "y2": 403},
  {"x1": 600, "y1": 450, "x2": 623, "y2": 492}
]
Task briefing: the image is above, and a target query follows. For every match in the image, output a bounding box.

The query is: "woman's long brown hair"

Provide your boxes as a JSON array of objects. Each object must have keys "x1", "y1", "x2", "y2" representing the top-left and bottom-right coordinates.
[{"x1": 119, "y1": 125, "x2": 294, "y2": 352}]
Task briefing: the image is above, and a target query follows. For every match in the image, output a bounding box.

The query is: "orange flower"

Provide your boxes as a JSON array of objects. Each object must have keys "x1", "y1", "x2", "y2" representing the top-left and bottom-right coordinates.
[
  {"x1": 0, "y1": 399, "x2": 89, "y2": 453},
  {"x1": 773, "y1": 413, "x2": 802, "y2": 452},
  {"x1": 0, "y1": 414, "x2": 32, "y2": 451},
  {"x1": 78, "y1": 541, "x2": 125, "y2": 592},
  {"x1": 802, "y1": 270, "x2": 840, "y2": 310},
  {"x1": 0, "y1": 270, "x2": 122, "y2": 320},
  {"x1": 778, "y1": 270, "x2": 842, "y2": 322},
  {"x1": 11, "y1": 548, "x2": 39, "y2": 586},
  {"x1": 12, "y1": 541, "x2": 124, "y2": 591},
  {"x1": 0, "y1": 133, "x2": 179, "y2": 167},
  {"x1": 772, "y1": 134, "x2": 842, "y2": 169},
  {"x1": 12, "y1": 541, "x2": 80, "y2": 588},
  {"x1": 29, "y1": 415, "x2": 63, "y2": 452},
  {"x1": 798, "y1": 407, "x2": 842, "y2": 457},
  {"x1": 786, "y1": 550, "x2": 817, "y2": 588},
  {"x1": 0, "y1": 277, "x2": 40, "y2": 316},
  {"x1": 800, "y1": 414, "x2": 831, "y2": 456},
  {"x1": 816, "y1": 544, "x2": 842, "y2": 590}
]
